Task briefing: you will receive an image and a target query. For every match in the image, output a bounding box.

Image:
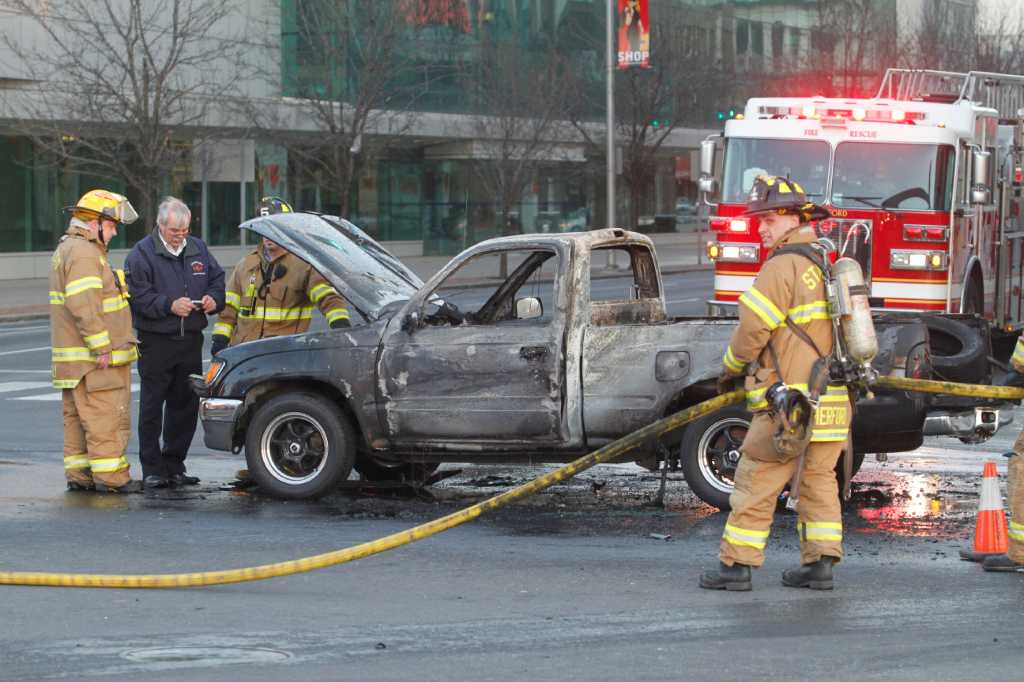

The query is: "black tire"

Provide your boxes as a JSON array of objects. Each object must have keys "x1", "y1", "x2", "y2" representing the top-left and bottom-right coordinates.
[
  {"x1": 244, "y1": 392, "x2": 356, "y2": 499},
  {"x1": 680, "y1": 405, "x2": 750, "y2": 510},
  {"x1": 680, "y1": 406, "x2": 865, "y2": 511},
  {"x1": 922, "y1": 315, "x2": 987, "y2": 383},
  {"x1": 354, "y1": 456, "x2": 439, "y2": 484}
]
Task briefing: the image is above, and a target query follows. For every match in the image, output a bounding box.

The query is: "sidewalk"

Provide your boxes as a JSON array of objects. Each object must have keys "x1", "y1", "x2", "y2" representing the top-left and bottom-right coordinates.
[{"x1": 0, "y1": 232, "x2": 712, "y2": 322}]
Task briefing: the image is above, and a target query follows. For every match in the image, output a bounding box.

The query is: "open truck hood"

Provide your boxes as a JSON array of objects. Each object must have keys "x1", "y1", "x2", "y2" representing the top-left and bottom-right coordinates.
[{"x1": 240, "y1": 213, "x2": 423, "y2": 321}]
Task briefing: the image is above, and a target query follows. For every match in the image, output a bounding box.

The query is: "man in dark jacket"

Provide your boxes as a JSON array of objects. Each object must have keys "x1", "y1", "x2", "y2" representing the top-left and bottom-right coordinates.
[{"x1": 125, "y1": 196, "x2": 225, "y2": 488}]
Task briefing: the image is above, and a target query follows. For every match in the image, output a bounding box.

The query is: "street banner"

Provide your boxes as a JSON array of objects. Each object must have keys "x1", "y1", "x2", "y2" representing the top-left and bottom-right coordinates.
[{"x1": 617, "y1": 0, "x2": 651, "y2": 69}]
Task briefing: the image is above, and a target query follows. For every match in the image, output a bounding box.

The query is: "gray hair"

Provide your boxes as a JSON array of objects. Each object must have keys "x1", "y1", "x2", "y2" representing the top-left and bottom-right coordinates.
[{"x1": 156, "y1": 196, "x2": 192, "y2": 230}]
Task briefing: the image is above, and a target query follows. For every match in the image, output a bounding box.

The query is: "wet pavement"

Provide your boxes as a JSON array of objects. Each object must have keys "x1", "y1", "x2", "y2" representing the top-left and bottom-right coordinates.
[{"x1": 4, "y1": 295, "x2": 1024, "y2": 679}]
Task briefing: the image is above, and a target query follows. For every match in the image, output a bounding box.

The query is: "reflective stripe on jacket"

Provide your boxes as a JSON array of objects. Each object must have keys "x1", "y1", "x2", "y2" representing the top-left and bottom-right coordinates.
[
  {"x1": 719, "y1": 226, "x2": 850, "y2": 437},
  {"x1": 213, "y1": 251, "x2": 350, "y2": 345},
  {"x1": 49, "y1": 220, "x2": 138, "y2": 389}
]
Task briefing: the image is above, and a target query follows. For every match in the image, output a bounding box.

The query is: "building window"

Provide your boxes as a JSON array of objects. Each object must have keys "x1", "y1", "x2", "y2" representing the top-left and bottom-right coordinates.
[
  {"x1": 771, "y1": 22, "x2": 784, "y2": 59},
  {"x1": 751, "y1": 21, "x2": 763, "y2": 56},
  {"x1": 736, "y1": 19, "x2": 749, "y2": 55}
]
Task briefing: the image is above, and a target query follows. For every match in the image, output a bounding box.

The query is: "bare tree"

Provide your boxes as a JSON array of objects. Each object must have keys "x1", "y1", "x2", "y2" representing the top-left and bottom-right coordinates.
[
  {"x1": 0, "y1": 0, "x2": 244, "y2": 229},
  {"x1": 974, "y1": 10, "x2": 1024, "y2": 74},
  {"x1": 461, "y1": 40, "x2": 572, "y2": 276},
  {"x1": 809, "y1": 0, "x2": 899, "y2": 97},
  {"x1": 567, "y1": 2, "x2": 722, "y2": 231},
  {"x1": 250, "y1": 0, "x2": 461, "y2": 220}
]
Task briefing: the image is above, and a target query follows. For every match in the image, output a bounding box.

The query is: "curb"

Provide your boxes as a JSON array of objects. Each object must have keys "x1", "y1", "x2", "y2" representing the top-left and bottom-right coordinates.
[{"x1": 0, "y1": 310, "x2": 49, "y2": 324}]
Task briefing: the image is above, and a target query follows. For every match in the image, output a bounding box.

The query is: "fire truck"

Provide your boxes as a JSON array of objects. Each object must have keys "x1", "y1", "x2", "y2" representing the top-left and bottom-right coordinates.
[{"x1": 700, "y1": 69, "x2": 1024, "y2": 335}]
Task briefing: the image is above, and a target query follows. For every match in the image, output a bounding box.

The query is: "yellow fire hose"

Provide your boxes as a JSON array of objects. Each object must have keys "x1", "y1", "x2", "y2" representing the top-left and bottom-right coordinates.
[
  {"x1": 872, "y1": 375, "x2": 1024, "y2": 401},
  {"x1": 0, "y1": 391, "x2": 746, "y2": 589},
  {"x1": 3, "y1": 375, "x2": 1021, "y2": 589}
]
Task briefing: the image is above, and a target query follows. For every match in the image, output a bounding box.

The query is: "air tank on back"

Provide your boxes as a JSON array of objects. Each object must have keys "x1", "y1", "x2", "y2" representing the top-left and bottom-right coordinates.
[{"x1": 832, "y1": 257, "x2": 878, "y2": 366}]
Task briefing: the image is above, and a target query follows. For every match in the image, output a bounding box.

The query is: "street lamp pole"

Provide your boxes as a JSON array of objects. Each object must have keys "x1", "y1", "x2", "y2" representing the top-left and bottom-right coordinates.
[{"x1": 606, "y1": 0, "x2": 617, "y2": 268}]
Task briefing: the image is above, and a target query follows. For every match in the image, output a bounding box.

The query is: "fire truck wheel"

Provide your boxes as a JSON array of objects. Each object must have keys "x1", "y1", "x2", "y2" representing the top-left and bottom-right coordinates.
[
  {"x1": 922, "y1": 315, "x2": 988, "y2": 383},
  {"x1": 680, "y1": 406, "x2": 865, "y2": 510}
]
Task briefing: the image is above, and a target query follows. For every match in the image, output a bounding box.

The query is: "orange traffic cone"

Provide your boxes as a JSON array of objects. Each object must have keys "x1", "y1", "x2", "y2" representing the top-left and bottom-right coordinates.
[{"x1": 960, "y1": 460, "x2": 1009, "y2": 562}]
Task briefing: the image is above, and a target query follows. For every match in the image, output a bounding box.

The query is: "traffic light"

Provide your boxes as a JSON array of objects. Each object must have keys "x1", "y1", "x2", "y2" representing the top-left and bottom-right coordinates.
[
  {"x1": 651, "y1": 118, "x2": 672, "y2": 128},
  {"x1": 715, "y1": 107, "x2": 741, "y2": 122}
]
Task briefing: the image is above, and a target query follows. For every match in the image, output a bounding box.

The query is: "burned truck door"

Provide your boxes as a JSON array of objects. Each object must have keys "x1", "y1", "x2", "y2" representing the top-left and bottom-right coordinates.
[
  {"x1": 580, "y1": 244, "x2": 681, "y2": 443},
  {"x1": 378, "y1": 246, "x2": 568, "y2": 446}
]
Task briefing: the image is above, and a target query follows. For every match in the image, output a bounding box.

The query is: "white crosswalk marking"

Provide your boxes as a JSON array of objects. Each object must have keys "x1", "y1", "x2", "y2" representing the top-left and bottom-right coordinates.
[
  {"x1": 12, "y1": 383, "x2": 141, "y2": 402},
  {"x1": 0, "y1": 382, "x2": 54, "y2": 394}
]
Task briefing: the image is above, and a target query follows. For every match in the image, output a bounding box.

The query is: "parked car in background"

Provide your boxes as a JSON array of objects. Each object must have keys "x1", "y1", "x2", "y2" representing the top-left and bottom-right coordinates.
[{"x1": 675, "y1": 198, "x2": 700, "y2": 231}]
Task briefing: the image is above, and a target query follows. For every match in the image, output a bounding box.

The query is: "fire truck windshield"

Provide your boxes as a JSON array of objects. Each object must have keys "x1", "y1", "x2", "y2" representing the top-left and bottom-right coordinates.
[
  {"x1": 831, "y1": 143, "x2": 956, "y2": 211},
  {"x1": 721, "y1": 138, "x2": 828, "y2": 203}
]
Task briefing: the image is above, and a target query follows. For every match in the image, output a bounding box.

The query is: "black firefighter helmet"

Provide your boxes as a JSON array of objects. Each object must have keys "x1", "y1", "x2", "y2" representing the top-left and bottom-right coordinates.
[
  {"x1": 742, "y1": 175, "x2": 829, "y2": 223},
  {"x1": 258, "y1": 196, "x2": 293, "y2": 216}
]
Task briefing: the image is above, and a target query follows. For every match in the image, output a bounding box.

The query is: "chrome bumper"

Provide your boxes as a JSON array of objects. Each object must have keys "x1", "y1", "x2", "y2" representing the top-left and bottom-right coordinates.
[
  {"x1": 923, "y1": 405, "x2": 1014, "y2": 444},
  {"x1": 200, "y1": 398, "x2": 244, "y2": 422},
  {"x1": 199, "y1": 398, "x2": 244, "y2": 452}
]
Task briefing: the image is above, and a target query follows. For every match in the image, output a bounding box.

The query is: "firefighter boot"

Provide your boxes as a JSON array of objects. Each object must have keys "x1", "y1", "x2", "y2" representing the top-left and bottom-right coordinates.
[
  {"x1": 982, "y1": 554, "x2": 1024, "y2": 572},
  {"x1": 94, "y1": 479, "x2": 144, "y2": 494},
  {"x1": 782, "y1": 556, "x2": 835, "y2": 590},
  {"x1": 699, "y1": 562, "x2": 752, "y2": 591}
]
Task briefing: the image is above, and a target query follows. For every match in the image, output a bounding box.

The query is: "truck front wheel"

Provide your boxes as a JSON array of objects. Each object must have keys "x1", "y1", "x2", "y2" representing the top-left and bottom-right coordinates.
[
  {"x1": 680, "y1": 406, "x2": 864, "y2": 510},
  {"x1": 245, "y1": 393, "x2": 356, "y2": 499}
]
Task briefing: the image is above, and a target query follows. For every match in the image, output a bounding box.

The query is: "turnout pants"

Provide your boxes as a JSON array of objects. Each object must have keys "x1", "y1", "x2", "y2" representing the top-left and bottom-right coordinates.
[
  {"x1": 720, "y1": 412, "x2": 846, "y2": 568},
  {"x1": 1009, "y1": 432, "x2": 1024, "y2": 563},
  {"x1": 137, "y1": 331, "x2": 202, "y2": 478},
  {"x1": 62, "y1": 365, "x2": 132, "y2": 488}
]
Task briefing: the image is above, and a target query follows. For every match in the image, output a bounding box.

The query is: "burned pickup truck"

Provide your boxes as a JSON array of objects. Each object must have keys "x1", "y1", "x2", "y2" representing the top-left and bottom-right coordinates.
[{"x1": 194, "y1": 213, "x2": 998, "y2": 506}]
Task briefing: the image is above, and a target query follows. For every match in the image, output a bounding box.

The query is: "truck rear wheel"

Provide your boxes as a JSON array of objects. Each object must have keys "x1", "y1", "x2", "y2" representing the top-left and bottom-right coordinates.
[
  {"x1": 245, "y1": 393, "x2": 355, "y2": 499},
  {"x1": 680, "y1": 406, "x2": 864, "y2": 510}
]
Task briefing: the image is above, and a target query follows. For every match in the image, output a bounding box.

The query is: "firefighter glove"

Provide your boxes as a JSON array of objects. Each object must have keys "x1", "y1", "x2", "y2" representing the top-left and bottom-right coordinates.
[
  {"x1": 717, "y1": 371, "x2": 741, "y2": 396},
  {"x1": 210, "y1": 335, "x2": 229, "y2": 356},
  {"x1": 329, "y1": 318, "x2": 351, "y2": 330}
]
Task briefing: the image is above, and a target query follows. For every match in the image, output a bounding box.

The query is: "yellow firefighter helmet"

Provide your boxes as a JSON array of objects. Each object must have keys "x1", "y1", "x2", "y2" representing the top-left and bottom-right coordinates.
[{"x1": 68, "y1": 190, "x2": 139, "y2": 225}]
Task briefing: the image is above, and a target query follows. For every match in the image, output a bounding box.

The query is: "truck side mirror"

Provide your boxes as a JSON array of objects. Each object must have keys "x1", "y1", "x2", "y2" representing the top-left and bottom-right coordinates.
[
  {"x1": 515, "y1": 297, "x2": 543, "y2": 320},
  {"x1": 699, "y1": 139, "x2": 718, "y2": 196},
  {"x1": 401, "y1": 310, "x2": 420, "y2": 333},
  {"x1": 971, "y1": 149, "x2": 991, "y2": 204},
  {"x1": 700, "y1": 139, "x2": 716, "y2": 176}
]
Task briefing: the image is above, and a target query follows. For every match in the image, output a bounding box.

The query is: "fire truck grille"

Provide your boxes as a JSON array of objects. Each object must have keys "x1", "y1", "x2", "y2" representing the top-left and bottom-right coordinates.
[{"x1": 816, "y1": 218, "x2": 872, "y2": 281}]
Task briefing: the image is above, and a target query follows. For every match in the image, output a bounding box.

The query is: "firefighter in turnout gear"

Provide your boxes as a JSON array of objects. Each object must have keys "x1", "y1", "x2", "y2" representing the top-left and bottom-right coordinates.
[
  {"x1": 210, "y1": 198, "x2": 351, "y2": 355},
  {"x1": 985, "y1": 340, "x2": 1024, "y2": 572},
  {"x1": 50, "y1": 190, "x2": 142, "y2": 493},
  {"x1": 700, "y1": 175, "x2": 852, "y2": 591}
]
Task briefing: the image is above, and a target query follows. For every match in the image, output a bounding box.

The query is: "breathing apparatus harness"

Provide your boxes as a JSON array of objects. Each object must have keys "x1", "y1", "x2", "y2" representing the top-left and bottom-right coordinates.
[{"x1": 759, "y1": 240, "x2": 879, "y2": 483}]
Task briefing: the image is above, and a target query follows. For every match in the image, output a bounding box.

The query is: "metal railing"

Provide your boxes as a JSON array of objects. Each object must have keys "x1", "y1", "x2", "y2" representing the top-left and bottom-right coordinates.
[{"x1": 876, "y1": 68, "x2": 1024, "y2": 118}]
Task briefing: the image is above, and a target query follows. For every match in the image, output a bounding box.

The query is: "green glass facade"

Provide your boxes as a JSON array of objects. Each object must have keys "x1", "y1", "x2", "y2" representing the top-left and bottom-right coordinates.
[{"x1": 1, "y1": 0, "x2": 917, "y2": 255}]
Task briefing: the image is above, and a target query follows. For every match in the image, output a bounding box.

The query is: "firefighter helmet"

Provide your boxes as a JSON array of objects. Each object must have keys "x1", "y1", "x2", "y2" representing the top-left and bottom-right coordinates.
[
  {"x1": 67, "y1": 189, "x2": 139, "y2": 225},
  {"x1": 258, "y1": 196, "x2": 293, "y2": 216},
  {"x1": 765, "y1": 382, "x2": 814, "y2": 458},
  {"x1": 742, "y1": 175, "x2": 829, "y2": 222}
]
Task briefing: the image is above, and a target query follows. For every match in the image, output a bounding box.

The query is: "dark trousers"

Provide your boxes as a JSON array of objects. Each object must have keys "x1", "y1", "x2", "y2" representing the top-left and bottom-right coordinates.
[{"x1": 137, "y1": 330, "x2": 203, "y2": 478}]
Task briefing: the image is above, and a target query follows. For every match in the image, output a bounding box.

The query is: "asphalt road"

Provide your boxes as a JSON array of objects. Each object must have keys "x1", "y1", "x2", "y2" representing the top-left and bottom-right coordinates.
[{"x1": 3, "y1": 270, "x2": 1024, "y2": 680}]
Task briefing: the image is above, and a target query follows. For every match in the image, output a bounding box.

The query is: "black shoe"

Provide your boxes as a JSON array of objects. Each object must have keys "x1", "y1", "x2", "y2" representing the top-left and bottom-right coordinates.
[
  {"x1": 169, "y1": 473, "x2": 200, "y2": 486},
  {"x1": 143, "y1": 475, "x2": 171, "y2": 489},
  {"x1": 982, "y1": 554, "x2": 1024, "y2": 572},
  {"x1": 782, "y1": 556, "x2": 835, "y2": 589},
  {"x1": 66, "y1": 481, "x2": 95, "y2": 492},
  {"x1": 95, "y1": 480, "x2": 144, "y2": 494},
  {"x1": 699, "y1": 562, "x2": 752, "y2": 591}
]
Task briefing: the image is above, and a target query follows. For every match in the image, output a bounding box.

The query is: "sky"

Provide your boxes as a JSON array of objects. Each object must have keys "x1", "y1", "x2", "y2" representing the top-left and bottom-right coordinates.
[{"x1": 980, "y1": 0, "x2": 1024, "y2": 23}]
